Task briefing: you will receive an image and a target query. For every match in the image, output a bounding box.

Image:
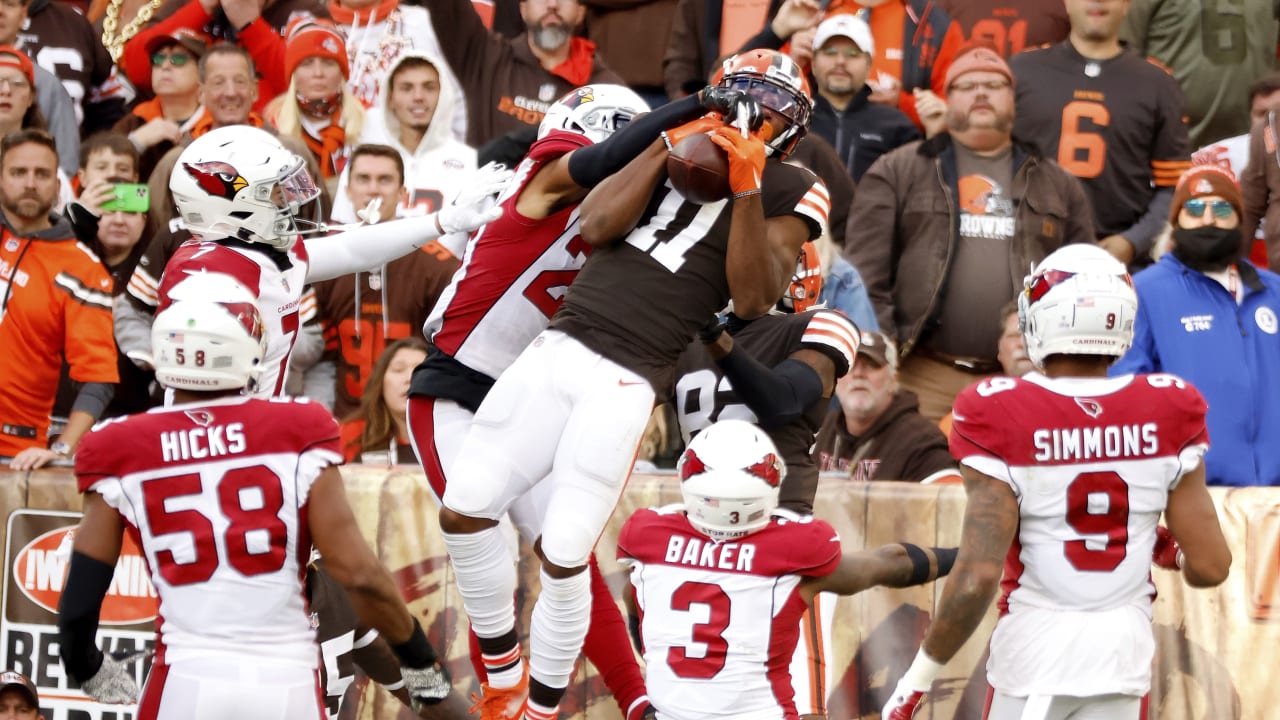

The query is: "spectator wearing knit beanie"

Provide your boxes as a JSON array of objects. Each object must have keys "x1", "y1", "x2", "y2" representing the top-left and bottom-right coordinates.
[
  {"x1": 1112, "y1": 162, "x2": 1280, "y2": 487},
  {"x1": 267, "y1": 19, "x2": 363, "y2": 187}
]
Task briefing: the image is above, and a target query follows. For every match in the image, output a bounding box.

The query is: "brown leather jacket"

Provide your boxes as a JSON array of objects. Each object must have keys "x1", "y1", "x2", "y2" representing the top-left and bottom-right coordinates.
[{"x1": 843, "y1": 132, "x2": 1094, "y2": 357}]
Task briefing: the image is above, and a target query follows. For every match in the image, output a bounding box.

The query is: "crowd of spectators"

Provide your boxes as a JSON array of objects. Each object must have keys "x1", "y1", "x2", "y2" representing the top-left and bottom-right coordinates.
[{"x1": 2, "y1": 0, "x2": 1280, "y2": 486}]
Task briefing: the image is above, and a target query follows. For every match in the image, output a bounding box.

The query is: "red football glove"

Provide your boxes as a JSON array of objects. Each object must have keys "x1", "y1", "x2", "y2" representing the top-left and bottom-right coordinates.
[
  {"x1": 882, "y1": 687, "x2": 926, "y2": 719},
  {"x1": 708, "y1": 125, "x2": 767, "y2": 196},
  {"x1": 1152, "y1": 525, "x2": 1183, "y2": 570},
  {"x1": 660, "y1": 113, "x2": 724, "y2": 151}
]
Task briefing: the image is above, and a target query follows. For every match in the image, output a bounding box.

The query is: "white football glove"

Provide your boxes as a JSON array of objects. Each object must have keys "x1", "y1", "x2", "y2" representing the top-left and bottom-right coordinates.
[
  {"x1": 435, "y1": 162, "x2": 513, "y2": 234},
  {"x1": 401, "y1": 662, "x2": 451, "y2": 711},
  {"x1": 80, "y1": 652, "x2": 141, "y2": 704}
]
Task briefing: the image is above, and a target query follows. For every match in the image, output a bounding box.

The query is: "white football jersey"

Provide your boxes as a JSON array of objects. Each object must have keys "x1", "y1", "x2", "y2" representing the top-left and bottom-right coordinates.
[
  {"x1": 617, "y1": 507, "x2": 840, "y2": 720},
  {"x1": 75, "y1": 397, "x2": 343, "y2": 665},
  {"x1": 950, "y1": 371, "x2": 1209, "y2": 696},
  {"x1": 424, "y1": 131, "x2": 590, "y2": 379},
  {"x1": 158, "y1": 240, "x2": 312, "y2": 397}
]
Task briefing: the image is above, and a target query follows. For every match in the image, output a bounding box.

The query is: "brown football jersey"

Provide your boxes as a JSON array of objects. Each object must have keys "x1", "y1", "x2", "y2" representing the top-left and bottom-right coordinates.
[
  {"x1": 672, "y1": 310, "x2": 859, "y2": 513},
  {"x1": 551, "y1": 161, "x2": 828, "y2": 394}
]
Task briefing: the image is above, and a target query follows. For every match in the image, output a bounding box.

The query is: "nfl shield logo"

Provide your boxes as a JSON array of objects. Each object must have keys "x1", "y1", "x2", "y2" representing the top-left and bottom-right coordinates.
[{"x1": 539, "y1": 83, "x2": 557, "y2": 102}]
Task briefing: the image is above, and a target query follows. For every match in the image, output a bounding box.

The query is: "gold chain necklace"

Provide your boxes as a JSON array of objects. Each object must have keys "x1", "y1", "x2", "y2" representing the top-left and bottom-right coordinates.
[{"x1": 102, "y1": 0, "x2": 165, "y2": 63}]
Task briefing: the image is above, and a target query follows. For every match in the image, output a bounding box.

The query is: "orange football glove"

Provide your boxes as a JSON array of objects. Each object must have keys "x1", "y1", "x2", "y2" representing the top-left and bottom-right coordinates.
[
  {"x1": 708, "y1": 125, "x2": 767, "y2": 196},
  {"x1": 661, "y1": 114, "x2": 724, "y2": 151}
]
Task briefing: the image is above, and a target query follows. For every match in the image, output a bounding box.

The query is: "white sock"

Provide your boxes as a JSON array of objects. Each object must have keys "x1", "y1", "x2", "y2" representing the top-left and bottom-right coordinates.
[
  {"x1": 441, "y1": 528, "x2": 517, "y2": 638},
  {"x1": 528, "y1": 568, "x2": 592, "y2": 689}
]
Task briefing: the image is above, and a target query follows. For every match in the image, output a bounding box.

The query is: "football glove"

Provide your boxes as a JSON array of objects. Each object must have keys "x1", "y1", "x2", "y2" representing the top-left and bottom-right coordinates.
[
  {"x1": 401, "y1": 662, "x2": 452, "y2": 711},
  {"x1": 707, "y1": 126, "x2": 767, "y2": 196},
  {"x1": 661, "y1": 114, "x2": 724, "y2": 152},
  {"x1": 697, "y1": 86, "x2": 763, "y2": 132},
  {"x1": 435, "y1": 162, "x2": 512, "y2": 235},
  {"x1": 882, "y1": 685, "x2": 926, "y2": 719},
  {"x1": 1152, "y1": 525, "x2": 1184, "y2": 570},
  {"x1": 79, "y1": 652, "x2": 140, "y2": 704}
]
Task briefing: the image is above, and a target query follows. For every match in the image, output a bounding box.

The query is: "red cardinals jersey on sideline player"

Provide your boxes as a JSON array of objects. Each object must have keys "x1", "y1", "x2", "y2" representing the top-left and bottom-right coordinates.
[
  {"x1": 617, "y1": 507, "x2": 840, "y2": 720},
  {"x1": 157, "y1": 241, "x2": 312, "y2": 397},
  {"x1": 75, "y1": 396, "x2": 343, "y2": 667},
  {"x1": 424, "y1": 130, "x2": 591, "y2": 380},
  {"x1": 949, "y1": 371, "x2": 1207, "y2": 696}
]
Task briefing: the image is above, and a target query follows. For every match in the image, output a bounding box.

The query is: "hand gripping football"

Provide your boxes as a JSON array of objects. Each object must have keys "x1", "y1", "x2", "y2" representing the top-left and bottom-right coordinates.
[{"x1": 666, "y1": 133, "x2": 732, "y2": 204}]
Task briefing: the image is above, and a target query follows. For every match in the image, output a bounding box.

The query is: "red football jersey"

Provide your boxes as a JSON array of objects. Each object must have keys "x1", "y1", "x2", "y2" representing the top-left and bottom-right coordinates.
[
  {"x1": 617, "y1": 508, "x2": 839, "y2": 719},
  {"x1": 76, "y1": 396, "x2": 343, "y2": 666}
]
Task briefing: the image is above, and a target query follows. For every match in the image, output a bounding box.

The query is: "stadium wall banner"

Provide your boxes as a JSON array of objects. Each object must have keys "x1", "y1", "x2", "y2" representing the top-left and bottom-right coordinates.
[{"x1": 0, "y1": 468, "x2": 1274, "y2": 719}]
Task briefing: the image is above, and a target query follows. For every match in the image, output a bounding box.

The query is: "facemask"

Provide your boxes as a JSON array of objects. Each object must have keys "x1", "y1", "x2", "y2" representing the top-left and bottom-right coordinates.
[
  {"x1": 296, "y1": 92, "x2": 341, "y2": 119},
  {"x1": 1171, "y1": 225, "x2": 1243, "y2": 272}
]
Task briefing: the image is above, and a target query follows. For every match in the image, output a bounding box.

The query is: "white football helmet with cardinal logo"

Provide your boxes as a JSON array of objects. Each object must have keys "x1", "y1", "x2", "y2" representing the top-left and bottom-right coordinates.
[
  {"x1": 169, "y1": 126, "x2": 321, "y2": 249},
  {"x1": 677, "y1": 419, "x2": 786, "y2": 542}
]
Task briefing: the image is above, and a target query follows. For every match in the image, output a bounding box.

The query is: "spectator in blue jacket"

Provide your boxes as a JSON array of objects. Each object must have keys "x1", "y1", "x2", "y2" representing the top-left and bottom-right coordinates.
[{"x1": 1112, "y1": 165, "x2": 1280, "y2": 486}]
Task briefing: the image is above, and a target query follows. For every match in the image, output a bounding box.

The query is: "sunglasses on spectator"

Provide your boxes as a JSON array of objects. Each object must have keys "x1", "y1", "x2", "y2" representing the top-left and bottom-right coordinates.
[
  {"x1": 950, "y1": 80, "x2": 1011, "y2": 93},
  {"x1": 1182, "y1": 198, "x2": 1235, "y2": 219},
  {"x1": 817, "y1": 47, "x2": 867, "y2": 60},
  {"x1": 151, "y1": 52, "x2": 193, "y2": 67}
]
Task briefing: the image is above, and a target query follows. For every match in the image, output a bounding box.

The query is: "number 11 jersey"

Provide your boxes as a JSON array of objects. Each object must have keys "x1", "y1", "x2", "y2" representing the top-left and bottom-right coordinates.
[{"x1": 75, "y1": 396, "x2": 344, "y2": 667}]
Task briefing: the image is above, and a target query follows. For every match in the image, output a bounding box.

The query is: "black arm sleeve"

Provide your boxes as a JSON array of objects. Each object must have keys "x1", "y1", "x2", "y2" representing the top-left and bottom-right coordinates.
[
  {"x1": 715, "y1": 350, "x2": 825, "y2": 430},
  {"x1": 735, "y1": 26, "x2": 785, "y2": 55},
  {"x1": 65, "y1": 203, "x2": 102, "y2": 246},
  {"x1": 566, "y1": 93, "x2": 706, "y2": 188},
  {"x1": 57, "y1": 551, "x2": 114, "y2": 681}
]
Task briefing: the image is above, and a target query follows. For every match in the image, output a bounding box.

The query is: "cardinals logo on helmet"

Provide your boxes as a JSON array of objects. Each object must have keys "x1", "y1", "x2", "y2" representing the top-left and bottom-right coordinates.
[
  {"x1": 565, "y1": 87, "x2": 596, "y2": 108},
  {"x1": 183, "y1": 161, "x2": 248, "y2": 200}
]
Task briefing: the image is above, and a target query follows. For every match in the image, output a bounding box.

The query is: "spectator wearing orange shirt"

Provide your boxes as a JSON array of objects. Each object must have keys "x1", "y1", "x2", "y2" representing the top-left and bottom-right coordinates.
[{"x1": 0, "y1": 129, "x2": 117, "y2": 469}]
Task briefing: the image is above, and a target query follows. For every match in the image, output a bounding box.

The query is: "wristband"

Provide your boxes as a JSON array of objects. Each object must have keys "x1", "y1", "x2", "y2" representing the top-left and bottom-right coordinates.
[
  {"x1": 900, "y1": 543, "x2": 932, "y2": 585},
  {"x1": 901, "y1": 648, "x2": 945, "y2": 691},
  {"x1": 733, "y1": 189, "x2": 761, "y2": 200},
  {"x1": 389, "y1": 618, "x2": 437, "y2": 669}
]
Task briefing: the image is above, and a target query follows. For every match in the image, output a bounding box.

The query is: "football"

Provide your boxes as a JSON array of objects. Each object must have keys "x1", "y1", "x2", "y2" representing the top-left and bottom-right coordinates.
[{"x1": 667, "y1": 133, "x2": 732, "y2": 204}]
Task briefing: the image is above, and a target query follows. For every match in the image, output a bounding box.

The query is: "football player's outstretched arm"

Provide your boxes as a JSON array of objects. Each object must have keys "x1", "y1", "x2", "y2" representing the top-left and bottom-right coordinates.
[
  {"x1": 709, "y1": 126, "x2": 809, "y2": 318},
  {"x1": 800, "y1": 544, "x2": 958, "y2": 604},
  {"x1": 579, "y1": 141, "x2": 671, "y2": 246},
  {"x1": 702, "y1": 308, "x2": 857, "y2": 429},
  {"x1": 519, "y1": 90, "x2": 750, "y2": 220},
  {"x1": 59, "y1": 493, "x2": 140, "y2": 703},
  {"x1": 309, "y1": 467, "x2": 451, "y2": 707},
  {"x1": 1164, "y1": 462, "x2": 1231, "y2": 587},
  {"x1": 882, "y1": 465, "x2": 1017, "y2": 719},
  {"x1": 921, "y1": 466, "x2": 1017, "y2": 661},
  {"x1": 304, "y1": 163, "x2": 511, "y2": 282}
]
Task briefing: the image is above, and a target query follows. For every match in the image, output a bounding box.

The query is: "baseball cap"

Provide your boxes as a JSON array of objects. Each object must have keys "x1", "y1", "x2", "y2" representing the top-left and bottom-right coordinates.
[
  {"x1": 0, "y1": 46, "x2": 35, "y2": 87},
  {"x1": 856, "y1": 330, "x2": 898, "y2": 370},
  {"x1": 144, "y1": 27, "x2": 211, "y2": 60},
  {"x1": 813, "y1": 14, "x2": 874, "y2": 56},
  {"x1": 0, "y1": 670, "x2": 38, "y2": 707}
]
